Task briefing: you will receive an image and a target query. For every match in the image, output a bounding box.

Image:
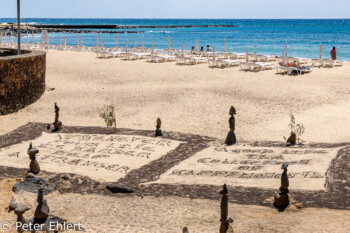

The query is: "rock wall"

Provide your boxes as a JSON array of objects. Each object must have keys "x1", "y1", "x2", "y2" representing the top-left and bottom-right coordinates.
[{"x1": 0, "y1": 49, "x2": 46, "y2": 115}]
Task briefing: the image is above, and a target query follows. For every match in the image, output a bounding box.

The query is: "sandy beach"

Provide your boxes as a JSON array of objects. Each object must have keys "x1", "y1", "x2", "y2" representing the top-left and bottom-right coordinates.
[
  {"x1": 1, "y1": 50, "x2": 350, "y2": 143},
  {"x1": 1, "y1": 179, "x2": 350, "y2": 233},
  {"x1": 1, "y1": 50, "x2": 350, "y2": 232}
]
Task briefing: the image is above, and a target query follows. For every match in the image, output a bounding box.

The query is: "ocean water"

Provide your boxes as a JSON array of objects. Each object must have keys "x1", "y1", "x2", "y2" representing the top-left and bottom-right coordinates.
[{"x1": 1, "y1": 18, "x2": 350, "y2": 60}]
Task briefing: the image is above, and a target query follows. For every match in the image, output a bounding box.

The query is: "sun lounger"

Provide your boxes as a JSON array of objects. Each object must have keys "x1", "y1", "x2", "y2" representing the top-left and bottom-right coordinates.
[
  {"x1": 186, "y1": 56, "x2": 208, "y2": 65},
  {"x1": 311, "y1": 59, "x2": 323, "y2": 67},
  {"x1": 156, "y1": 54, "x2": 177, "y2": 62},
  {"x1": 250, "y1": 62, "x2": 276, "y2": 71},
  {"x1": 321, "y1": 59, "x2": 344, "y2": 68},
  {"x1": 278, "y1": 65, "x2": 313, "y2": 75},
  {"x1": 276, "y1": 66, "x2": 288, "y2": 74},
  {"x1": 256, "y1": 55, "x2": 276, "y2": 62},
  {"x1": 123, "y1": 52, "x2": 150, "y2": 60},
  {"x1": 334, "y1": 60, "x2": 344, "y2": 67},
  {"x1": 216, "y1": 59, "x2": 241, "y2": 68},
  {"x1": 288, "y1": 57, "x2": 311, "y2": 65},
  {"x1": 322, "y1": 59, "x2": 336, "y2": 68},
  {"x1": 240, "y1": 62, "x2": 253, "y2": 71}
]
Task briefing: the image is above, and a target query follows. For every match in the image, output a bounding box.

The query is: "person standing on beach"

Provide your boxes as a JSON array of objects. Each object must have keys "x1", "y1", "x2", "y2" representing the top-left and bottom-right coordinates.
[
  {"x1": 206, "y1": 45, "x2": 212, "y2": 52},
  {"x1": 331, "y1": 46, "x2": 337, "y2": 60}
]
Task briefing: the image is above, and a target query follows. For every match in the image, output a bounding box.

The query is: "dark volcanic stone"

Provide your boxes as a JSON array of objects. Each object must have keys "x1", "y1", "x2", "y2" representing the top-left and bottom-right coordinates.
[
  {"x1": 27, "y1": 215, "x2": 66, "y2": 230},
  {"x1": 9, "y1": 197, "x2": 18, "y2": 212},
  {"x1": 12, "y1": 176, "x2": 57, "y2": 195},
  {"x1": 106, "y1": 183, "x2": 134, "y2": 193}
]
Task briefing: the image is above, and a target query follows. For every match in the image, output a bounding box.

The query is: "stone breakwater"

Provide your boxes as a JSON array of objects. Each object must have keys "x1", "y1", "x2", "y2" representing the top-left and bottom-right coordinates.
[
  {"x1": 0, "y1": 24, "x2": 236, "y2": 36},
  {"x1": 0, "y1": 49, "x2": 46, "y2": 115},
  {"x1": 31, "y1": 24, "x2": 237, "y2": 29},
  {"x1": 0, "y1": 28, "x2": 141, "y2": 35}
]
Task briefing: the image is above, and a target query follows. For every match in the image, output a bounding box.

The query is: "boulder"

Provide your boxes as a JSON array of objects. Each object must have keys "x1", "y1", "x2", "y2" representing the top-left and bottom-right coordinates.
[
  {"x1": 106, "y1": 183, "x2": 134, "y2": 193},
  {"x1": 274, "y1": 193, "x2": 290, "y2": 209},
  {"x1": 12, "y1": 176, "x2": 56, "y2": 195}
]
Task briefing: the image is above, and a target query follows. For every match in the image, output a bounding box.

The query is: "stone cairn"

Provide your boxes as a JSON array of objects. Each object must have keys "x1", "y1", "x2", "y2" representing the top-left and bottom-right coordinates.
[
  {"x1": 28, "y1": 142, "x2": 40, "y2": 175},
  {"x1": 14, "y1": 206, "x2": 29, "y2": 233},
  {"x1": 155, "y1": 118, "x2": 163, "y2": 137},
  {"x1": 34, "y1": 187, "x2": 50, "y2": 221},
  {"x1": 225, "y1": 106, "x2": 236, "y2": 146},
  {"x1": 48, "y1": 103, "x2": 63, "y2": 131},
  {"x1": 53, "y1": 103, "x2": 63, "y2": 131},
  {"x1": 285, "y1": 132, "x2": 297, "y2": 146},
  {"x1": 274, "y1": 162, "x2": 290, "y2": 209},
  {"x1": 219, "y1": 184, "x2": 234, "y2": 233}
]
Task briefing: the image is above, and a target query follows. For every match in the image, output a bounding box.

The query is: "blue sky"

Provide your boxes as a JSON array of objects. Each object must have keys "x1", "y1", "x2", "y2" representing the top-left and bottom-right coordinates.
[{"x1": 0, "y1": 0, "x2": 349, "y2": 19}]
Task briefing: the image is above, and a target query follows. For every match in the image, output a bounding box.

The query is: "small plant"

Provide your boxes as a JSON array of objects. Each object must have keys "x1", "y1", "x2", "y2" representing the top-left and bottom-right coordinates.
[
  {"x1": 287, "y1": 113, "x2": 305, "y2": 144},
  {"x1": 100, "y1": 104, "x2": 116, "y2": 128}
]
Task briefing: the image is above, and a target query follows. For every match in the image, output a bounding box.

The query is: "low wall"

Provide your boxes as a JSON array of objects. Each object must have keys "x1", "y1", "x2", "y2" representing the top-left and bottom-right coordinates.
[{"x1": 0, "y1": 48, "x2": 46, "y2": 115}]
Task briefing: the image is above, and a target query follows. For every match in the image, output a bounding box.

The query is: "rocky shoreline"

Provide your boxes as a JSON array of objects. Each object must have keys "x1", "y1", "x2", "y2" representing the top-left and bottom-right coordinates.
[
  {"x1": 0, "y1": 23, "x2": 236, "y2": 36},
  {"x1": 31, "y1": 24, "x2": 237, "y2": 29},
  {"x1": 0, "y1": 27, "x2": 142, "y2": 36}
]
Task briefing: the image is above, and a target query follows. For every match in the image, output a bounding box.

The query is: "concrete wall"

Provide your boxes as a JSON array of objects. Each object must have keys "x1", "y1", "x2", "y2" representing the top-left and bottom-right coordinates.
[{"x1": 0, "y1": 49, "x2": 46, "y2": 115}]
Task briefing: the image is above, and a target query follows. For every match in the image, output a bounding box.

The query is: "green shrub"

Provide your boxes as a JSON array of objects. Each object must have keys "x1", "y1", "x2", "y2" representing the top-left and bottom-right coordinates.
[
  {"x1": 100, "y1": 105, "x2": 116, "y2": 128},
  {"x1": 288, "y1": 113, "x2": 305, "y2": 144}
]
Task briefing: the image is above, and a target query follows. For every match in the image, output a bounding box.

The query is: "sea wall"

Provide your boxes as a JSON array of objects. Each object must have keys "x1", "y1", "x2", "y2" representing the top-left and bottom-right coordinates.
[{"x1": 0, "y1": 48, "x2": 46, "y2": 115}]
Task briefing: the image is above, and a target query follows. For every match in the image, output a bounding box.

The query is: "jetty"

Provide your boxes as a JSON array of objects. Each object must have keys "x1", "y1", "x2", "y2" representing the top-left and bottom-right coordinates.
[{"x1": 31, "y1": 24, "x2": 237, "y2": 29}]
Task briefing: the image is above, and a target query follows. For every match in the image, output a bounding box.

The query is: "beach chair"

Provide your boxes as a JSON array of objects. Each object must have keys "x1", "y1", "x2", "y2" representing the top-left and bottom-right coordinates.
[
  {"x1": 216, "y1": 59, "x2": 241, "y2": 68},
  {"x1": 185, "y1": 51, "x2": 208, "y2": 65},
  {"x1": 239, "y1": 62, "x2": 253, "y2": 71},
  {"x1": 256, "y1": 55, "x2": 277, "y2": 62},
  {"x1": 322, "y1": 59, "x2": 336, "y2": 68},
  {"x1": 334, "y1": 60, "x2": 344, "y2": 67},
  {"x1": 156, "y1": 54, "x2": 177, "y2": 62},
  {"x1": 311, "y1": 59, "x2": 323, "y2": 67},
  {"x1": 250, "y1": 62, "x2": 276, "y2": 71}
]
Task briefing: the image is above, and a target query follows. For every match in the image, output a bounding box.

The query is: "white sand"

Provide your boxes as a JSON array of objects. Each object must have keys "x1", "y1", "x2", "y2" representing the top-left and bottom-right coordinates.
[
  {"x1": 1, "y1": 51, "x2": 350, "y2": 232},
  {"x1": 0, "y1": 133, "x2": 181, "y2": 182},
  {"x1": 1, "y1": 179, "x2": 349, "y2": 233},
  {"x1": 151, "y1": 145, "x2": 340, "y2": 191},
  {"x1": 0, "y1": 51, "x2": 349, "y2": 144}
]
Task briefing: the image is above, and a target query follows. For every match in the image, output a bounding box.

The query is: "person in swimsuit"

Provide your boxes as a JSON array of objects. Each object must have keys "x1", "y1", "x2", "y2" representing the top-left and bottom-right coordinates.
[{"x1": 331, "y1": 46, "x2": 336, "y2": 60}]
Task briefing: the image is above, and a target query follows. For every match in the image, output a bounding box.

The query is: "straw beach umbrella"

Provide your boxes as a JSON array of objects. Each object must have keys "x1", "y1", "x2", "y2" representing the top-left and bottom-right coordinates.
[
  {"x1": 11, "y1": 31, "x2": 13, "y2": 43},
  {"x1": 246, "y1": 47, "x2": 249, "y2": 63},
  {"x1": 142, "y1": 36, "x2": 144, "y2": 48},
  {"x1": 282, "y1": 49, "x2": 285, "y2": 65},
  {"x1": 0, "y1": 32, "x2": 2, "y2": 45},
  {"x1": 151, "y1": 41, "x2": 154, "y2": 60},
  {"x1": 126, "y1": 40, "x2": 128, "y2": 54},
  {"x1": 224, "y1": 39, "x2": 227, "y2": 55},
  {"x1": 213, "y1": 46, "x2": 216, "y2": 64},
  {"x1": 319, "y1": 43, "x2": 322, "y2": 60},
  {"x1": 195, "y1": 38, "x2": 198, "y2": 51},
  {"x1": 64, "y1": 35, "x2": 66, "y2": 45},
  {"x1": 181, "y1": 42, "x2": 184, "y2": 56},
  {"x1": 115, "y1": 35, "x2": 118, "y2": 47},
  {"x1": 76, "y1": 34, "x2": 79, "y2": 46},
  {"x1": 285, "y1": 42, "x2": 288, "y2": 58},
  {"x1": 168, "y1": 37, "x2": 170, "y2": 53},
  {"x1": 134, "y1": 36, "x2": 137, "y2": 48},
  {"x1": 254, "y1": 40, "x2": 257, "y2": 56},
  {"x1": 58, "y1": 33, "x2": 61, "y2": 45},
  {"x1": 26, "y1": 31, "x2": 29, "y2": 44}
]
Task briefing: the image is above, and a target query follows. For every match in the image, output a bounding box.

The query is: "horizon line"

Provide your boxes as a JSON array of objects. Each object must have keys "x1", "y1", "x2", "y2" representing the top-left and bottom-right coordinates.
[{"x1": 1, "y1": 17, "x2": 350, "y2": 20}]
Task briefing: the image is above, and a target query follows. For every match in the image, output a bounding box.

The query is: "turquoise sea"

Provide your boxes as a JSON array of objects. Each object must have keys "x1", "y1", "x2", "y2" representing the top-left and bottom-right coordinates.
[{"x1": 1, "y1": 18, "x2": 350, "y2": 60}]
